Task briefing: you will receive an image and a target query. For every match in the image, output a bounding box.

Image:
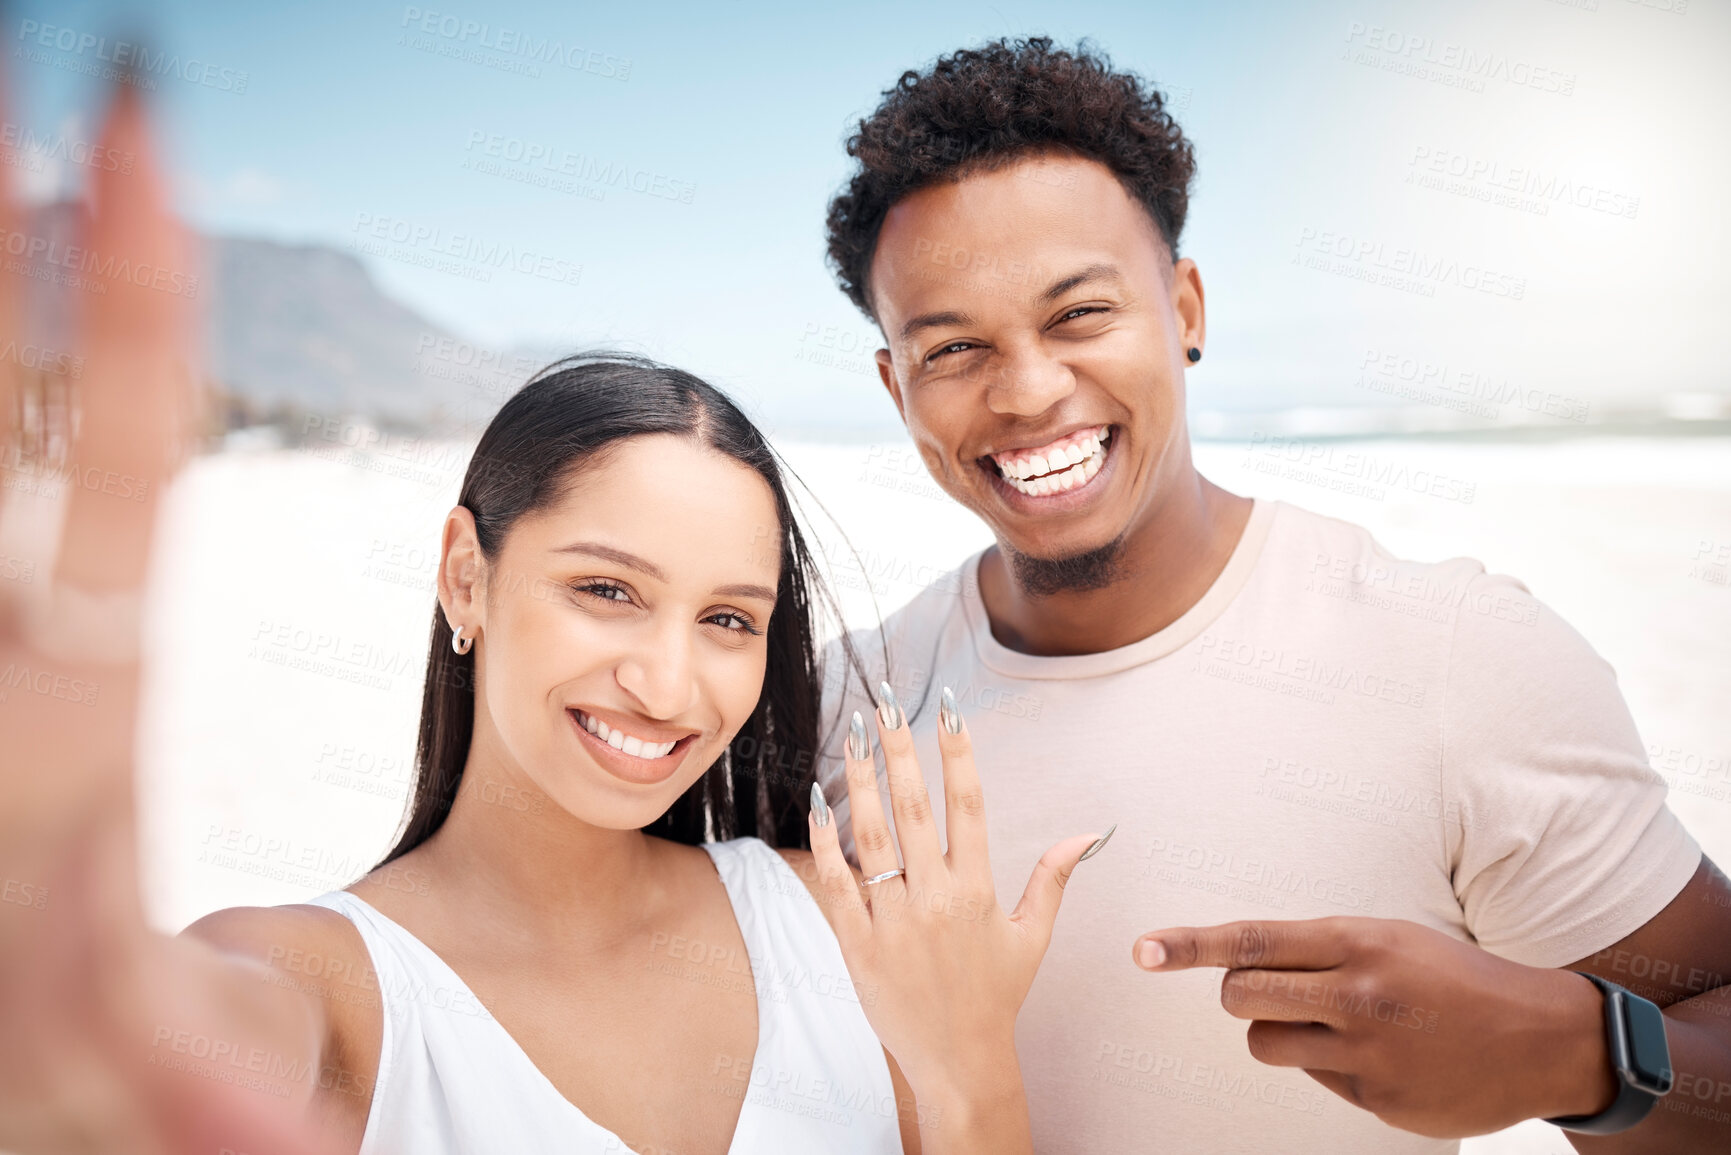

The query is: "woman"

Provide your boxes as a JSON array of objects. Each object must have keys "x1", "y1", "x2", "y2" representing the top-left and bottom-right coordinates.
[
  {"x1": 188, "y1": 351, "x2": 1105, "y2": 1153},
  {"x1": 0, "y1": 89, "x2": 1109, "y2": 1154}
]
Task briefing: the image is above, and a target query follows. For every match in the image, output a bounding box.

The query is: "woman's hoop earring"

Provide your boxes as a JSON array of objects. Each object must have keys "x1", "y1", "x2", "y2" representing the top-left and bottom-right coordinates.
[
  {"x1": 1186, "y1": 347, "x2": 1202, "y2": 364},
  {"x1": 451, "y1": 627, "x2": 474, "y2": 656}
]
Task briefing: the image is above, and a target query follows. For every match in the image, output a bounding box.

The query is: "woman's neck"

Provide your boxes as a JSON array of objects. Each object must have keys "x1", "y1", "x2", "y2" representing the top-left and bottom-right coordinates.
[{"x1": 404, "y1": 738, "x2": 677, "y2": 951}]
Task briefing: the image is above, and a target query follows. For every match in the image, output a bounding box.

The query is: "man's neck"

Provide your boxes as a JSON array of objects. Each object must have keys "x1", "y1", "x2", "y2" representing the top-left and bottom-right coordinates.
[{"x1": 977, "y1": 473, "x2": 1253, "y2": 657}]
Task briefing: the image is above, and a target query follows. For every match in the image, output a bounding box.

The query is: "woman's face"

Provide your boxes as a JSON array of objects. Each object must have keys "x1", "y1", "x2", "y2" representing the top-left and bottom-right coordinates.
[{"x1": 446, "y1": 434, "x2": 782, "y2": 830}]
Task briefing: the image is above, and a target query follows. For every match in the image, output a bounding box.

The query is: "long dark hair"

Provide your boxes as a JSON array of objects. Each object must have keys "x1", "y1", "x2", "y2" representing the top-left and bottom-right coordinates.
[{"x1": 376, "y1": 354, "x2": 857, "y2": 864}]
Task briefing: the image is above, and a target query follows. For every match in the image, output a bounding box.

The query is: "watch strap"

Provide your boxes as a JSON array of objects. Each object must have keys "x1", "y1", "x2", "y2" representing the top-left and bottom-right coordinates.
[{"x1": 1545, "y1": 972, "x2": 1668, "y2": 1135}]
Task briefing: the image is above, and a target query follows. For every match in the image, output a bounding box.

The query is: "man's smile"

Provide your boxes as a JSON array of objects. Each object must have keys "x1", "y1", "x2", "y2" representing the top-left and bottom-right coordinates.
[{"x1": 978, "y1": 423, "x2": 1116, "y2": 506}]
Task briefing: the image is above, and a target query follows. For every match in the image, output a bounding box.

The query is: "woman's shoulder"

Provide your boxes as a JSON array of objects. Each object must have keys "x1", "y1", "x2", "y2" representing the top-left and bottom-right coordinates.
[
  {"x1": 683, "y1": 836, "x2": 863, "y2": 938},
  {"x1": 181, "y1": 897, "x2": 368, "y2": 968},
  {"x1": 179, "y1": 897, "x2": 384, "y2": 1123},
  {"x1": 686, "y1": 836, "x2": 828, "y2": 900},
  {"x1": 770, "y1": 844, "x2": 862, "y2": 937},
  {"x1": 773, "y1": 846, "x2": 819, "y2": 894},
  {"x1": 702, "y1": 838, "x2": 829, "y2": 892},
  {"x1": 770, "y1": 842, "x2": 862, "y2": 882},
  {"x1": 180, "y1": 897, "x2": 383, "y2": 1029}
]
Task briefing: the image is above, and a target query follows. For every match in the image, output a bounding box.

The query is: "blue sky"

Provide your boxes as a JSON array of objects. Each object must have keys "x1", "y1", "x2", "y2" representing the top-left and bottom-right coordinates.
[{"x1": 8, "y1": 0, "x2": 1727, "y2": 434}]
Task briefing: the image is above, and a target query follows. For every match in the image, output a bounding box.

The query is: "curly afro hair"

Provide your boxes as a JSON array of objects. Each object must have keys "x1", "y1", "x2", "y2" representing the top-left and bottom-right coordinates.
[{"x1": 825, "y1": 36, "x2": 1196, "y2": 320}]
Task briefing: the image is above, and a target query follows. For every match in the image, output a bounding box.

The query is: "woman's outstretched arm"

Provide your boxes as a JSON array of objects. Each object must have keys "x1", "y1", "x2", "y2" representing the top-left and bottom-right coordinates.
[{"x1": 0, "y1": 81, "x2": 351, "y2": 1155}]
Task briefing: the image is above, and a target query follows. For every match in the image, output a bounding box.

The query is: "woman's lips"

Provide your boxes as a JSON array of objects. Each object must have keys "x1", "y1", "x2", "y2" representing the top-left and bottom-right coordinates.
[{"x1": 568, "y1": 708, "x2": 694, "y2": 786}]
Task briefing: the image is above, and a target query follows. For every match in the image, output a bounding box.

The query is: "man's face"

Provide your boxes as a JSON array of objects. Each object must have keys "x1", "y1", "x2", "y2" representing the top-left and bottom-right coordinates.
[{"x1": 867, "y1": 151, "x2": 1204, "y2": 566}]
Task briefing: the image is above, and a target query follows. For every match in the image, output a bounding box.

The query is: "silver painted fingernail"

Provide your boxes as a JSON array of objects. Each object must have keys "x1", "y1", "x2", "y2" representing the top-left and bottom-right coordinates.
[
  {"x1": 877, "y1": 681, "x2": 903, "y2": 731},
  {"x1": 1078, "y1": 823, "x2": 1117, "y2": 863},
  {"x1": 848, "y1": 710, "x2": 871, "y2": 760},
  {"x1": 939, "y1": 686, "x2": 962, "y2": 735},
  {"x1": 810, "y1": 782, "x2": 831, "y2": 827}
]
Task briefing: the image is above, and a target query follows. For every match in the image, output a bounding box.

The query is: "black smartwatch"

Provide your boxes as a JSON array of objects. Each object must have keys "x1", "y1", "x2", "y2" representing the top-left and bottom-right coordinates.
[{"x1": 1545, "y1": 972, "x2": 1673, "y2": 1135}]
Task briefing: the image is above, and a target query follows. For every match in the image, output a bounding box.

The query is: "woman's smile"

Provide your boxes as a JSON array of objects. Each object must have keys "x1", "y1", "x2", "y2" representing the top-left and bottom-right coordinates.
[{"x1": 568, "y1": 706, "x2": 699, "y2": 785}]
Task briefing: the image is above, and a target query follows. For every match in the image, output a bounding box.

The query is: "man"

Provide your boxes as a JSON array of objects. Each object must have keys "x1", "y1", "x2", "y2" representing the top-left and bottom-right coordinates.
[{"x1": 815, "y1": 37, "x2": 1731, "y2": 1153}]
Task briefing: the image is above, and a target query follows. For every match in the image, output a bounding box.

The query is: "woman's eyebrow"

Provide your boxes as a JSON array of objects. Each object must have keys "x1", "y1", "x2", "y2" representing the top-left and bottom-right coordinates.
[
  {"x1": 714, "y1": 582, "x2": 777, "y2": 603},
  {"x1": 554, "y1": 542, "x2": 775, "y2": 602},
  {"x1": 552, "y1": 541, "x2": 667, "y2": 580}
]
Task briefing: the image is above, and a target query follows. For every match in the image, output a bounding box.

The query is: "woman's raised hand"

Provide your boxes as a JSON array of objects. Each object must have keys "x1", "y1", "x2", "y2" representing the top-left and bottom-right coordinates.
[
  {"x1": 0, "y1": 84, "x2": 333, "y2": 1154},
  {"x1": 807, "y1": 684, "x2": 1111, "y2": 1153}
]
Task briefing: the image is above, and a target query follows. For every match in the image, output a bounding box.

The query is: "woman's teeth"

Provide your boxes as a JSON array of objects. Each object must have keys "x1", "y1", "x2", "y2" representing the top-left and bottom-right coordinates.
[
  {"x1": 576, "y1": 711, "x2": 677, "y2": 759},
  {"x1": 992, "y1": 426, "x2": 1110, "y2": 497}
]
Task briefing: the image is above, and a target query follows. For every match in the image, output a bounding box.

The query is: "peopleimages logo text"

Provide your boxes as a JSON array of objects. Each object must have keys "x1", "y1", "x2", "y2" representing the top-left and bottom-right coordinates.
[
  {"x1": 0, "y1": 227, "x2": 201, "y2": 299},
  {"x1": 1343, "y1": 22, "x2": 1575, "y2": 96},
  {"x1": 1294, "y1": 228, "x2": 1526, "y2": 301},
  {"x1": 15, "y1": 21, "x2": 249, "y2": 93},
  {"x1": 349, "y1": 213, "x2": 583, "y2": 287},
  {"x1": 399, "y1": 8, "x2": 631, "y2": 79}
]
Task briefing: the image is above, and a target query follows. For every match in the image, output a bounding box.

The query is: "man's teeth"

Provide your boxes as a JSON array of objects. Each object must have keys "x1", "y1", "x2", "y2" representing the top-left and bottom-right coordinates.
[
  {"x1": 578, "y1": 711, "x2": 677, "y2": 759},
  {"x1": 993, "y1": 426, "x2": 1110, "y2": 496}
]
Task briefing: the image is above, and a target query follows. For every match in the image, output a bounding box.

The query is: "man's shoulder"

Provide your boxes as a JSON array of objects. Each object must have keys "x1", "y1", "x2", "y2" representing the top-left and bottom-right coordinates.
[
  {"x1": 1260, "y1": 501, "x2": 1571, "y2": 683},
  {"x1": 888, "y1": 550, "x2": 982, "y2": 628},
  {"x1": 829, "y1": 551, "x2": 981, "y2": 653},
  {"x1": 818, "y1": 551, "x2": 980, "y2": 714},
  {"x1": 1261, "y1": 499, "x2": 1530, "y2": 612}
]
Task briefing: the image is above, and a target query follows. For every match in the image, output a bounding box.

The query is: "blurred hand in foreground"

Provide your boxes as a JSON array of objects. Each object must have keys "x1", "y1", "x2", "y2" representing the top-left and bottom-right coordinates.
[{"x1": 0, "y1": 79, "x2": 334, "y2": 1155}]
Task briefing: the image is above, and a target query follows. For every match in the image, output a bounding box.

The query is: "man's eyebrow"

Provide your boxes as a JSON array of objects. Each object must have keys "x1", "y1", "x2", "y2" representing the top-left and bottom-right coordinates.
[
  {"x1": 554, "y1": 543, "x2": 777, "y2": 602},
  {"x1": 898, "y1": 309, "x2": 974, "y2": 343},
  {"x1": 1037, "y1": 263, "x2": 1122, "y2": 305},
  {"x1": 896, "y1": 264, "x2": 1124, "y2": 342},
  {"x1": 552, "y1": 542, "x2": 667, "y2": 581}
]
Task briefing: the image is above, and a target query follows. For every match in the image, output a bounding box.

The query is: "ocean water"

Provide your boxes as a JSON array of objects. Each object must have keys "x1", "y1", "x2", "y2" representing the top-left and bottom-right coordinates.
[{"x1": 135, "y1": 434, "x2": 1731, "y2": 1155}]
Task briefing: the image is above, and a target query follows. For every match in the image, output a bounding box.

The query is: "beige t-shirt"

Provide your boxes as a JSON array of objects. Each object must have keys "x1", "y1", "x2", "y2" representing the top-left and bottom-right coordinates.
[{"x1": 816, "y1": 498, "x2": 1700, "y2": 1155}]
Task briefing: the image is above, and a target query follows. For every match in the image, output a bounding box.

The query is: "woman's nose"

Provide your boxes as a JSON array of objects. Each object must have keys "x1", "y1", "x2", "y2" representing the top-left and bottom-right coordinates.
[{"x1": 613, "y1": 623, "x2": 698, "y2": 720}]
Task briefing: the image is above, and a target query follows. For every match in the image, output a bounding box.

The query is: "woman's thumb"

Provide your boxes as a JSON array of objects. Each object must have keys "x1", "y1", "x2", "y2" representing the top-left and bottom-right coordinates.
[{"x1": 1010, "y1": 827, "x2": 1115, "y2": 946}]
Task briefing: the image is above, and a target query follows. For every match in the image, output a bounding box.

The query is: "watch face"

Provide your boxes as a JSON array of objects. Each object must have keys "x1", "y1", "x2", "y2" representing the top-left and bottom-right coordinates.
[{"x1": 1622, "y1": 992, "x2": 1674, "y2": 1094}]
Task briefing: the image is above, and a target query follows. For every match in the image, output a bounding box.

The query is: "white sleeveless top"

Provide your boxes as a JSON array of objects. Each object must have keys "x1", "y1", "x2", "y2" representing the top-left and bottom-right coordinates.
[{"x1": 307, "y1": 837, "x2": 903, "y2": 1153}]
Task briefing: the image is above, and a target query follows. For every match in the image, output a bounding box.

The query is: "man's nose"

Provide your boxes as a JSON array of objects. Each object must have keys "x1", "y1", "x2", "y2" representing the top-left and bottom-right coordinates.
[{"x1": 982, "y1": 343, "x2": 1077, "y2": 418}]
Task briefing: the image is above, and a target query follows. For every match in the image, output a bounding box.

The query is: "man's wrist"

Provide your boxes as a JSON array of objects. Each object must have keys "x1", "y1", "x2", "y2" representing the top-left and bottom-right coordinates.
[{"x1": 1543, "y1": 969, "x2": 1620, "y2": 1120}]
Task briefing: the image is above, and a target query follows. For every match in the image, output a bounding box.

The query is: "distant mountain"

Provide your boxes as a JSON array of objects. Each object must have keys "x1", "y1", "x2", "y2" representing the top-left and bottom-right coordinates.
[
  {"x1": 205, "y1": 235, "x2": 470, "y2": 425},
  {"x1": 27, "y1": 202, "x2": 535, "y2": 434}
]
